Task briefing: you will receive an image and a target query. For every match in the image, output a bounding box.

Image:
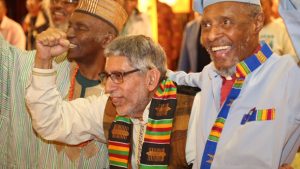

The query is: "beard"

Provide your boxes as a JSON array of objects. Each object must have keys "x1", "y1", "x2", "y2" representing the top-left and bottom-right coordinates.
[
  {"x1": 211, "y1": 55, "x2": 240, "y2": 78},
  {"x1": 214, "y1": 65, "x2": 236, "y2": 78}
]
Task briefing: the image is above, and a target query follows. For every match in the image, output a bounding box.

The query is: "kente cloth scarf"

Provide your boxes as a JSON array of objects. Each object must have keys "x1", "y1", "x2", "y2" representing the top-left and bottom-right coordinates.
[
  {"x1": 200, "y1": 42, "x2": 273, "y2": 169},
  {"x1": 108, "y1": 79, "x2": 177, "y2": 169}
]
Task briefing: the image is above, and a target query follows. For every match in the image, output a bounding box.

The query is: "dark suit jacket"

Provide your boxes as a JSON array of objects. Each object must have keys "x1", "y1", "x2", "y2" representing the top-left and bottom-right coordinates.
[{"x1": 177, "y1": 18, "x2": 211, "y2": 72}]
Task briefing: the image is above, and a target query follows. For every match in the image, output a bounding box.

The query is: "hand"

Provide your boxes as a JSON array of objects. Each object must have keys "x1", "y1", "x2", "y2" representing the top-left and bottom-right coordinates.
[
  {"x1": 35, "y1": 28, "x2": 70, "y2": 69},
  {"x1": 279, "y1": 163, "x2": 294, "y2": 169}
]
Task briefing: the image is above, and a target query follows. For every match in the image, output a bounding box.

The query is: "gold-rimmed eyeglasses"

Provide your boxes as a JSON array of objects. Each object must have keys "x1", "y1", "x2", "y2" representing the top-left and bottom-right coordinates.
[{"x1": 99, "y1": 69, "x2": 140, "y2": 84}]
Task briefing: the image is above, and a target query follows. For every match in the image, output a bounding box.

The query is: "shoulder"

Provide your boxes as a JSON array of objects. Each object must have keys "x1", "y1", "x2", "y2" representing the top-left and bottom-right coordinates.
[
  {"x1": 268, "y1": 53, "x2": 297, "y2": 66},
  {"x1": 7, "y1": 18, "x2": 24, "y2": 31},
  {"x1": 202, "y1": 62, "x2": 215, "y2": 74},
  {"x1": 1, "y1": 16, "x2": 17, "y2": 27},
  {"x1": 259, "y1": 53, "x2": 299, "y2": 76}
]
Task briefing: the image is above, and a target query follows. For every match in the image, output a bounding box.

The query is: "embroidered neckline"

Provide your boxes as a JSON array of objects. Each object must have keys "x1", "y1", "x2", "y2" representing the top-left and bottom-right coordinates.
[
  {"x1": 76, "y1": 70, "x2": 101, "y2": 87},
  {"x1": 68, "y1": 66, "x2": 101, "y2": 100},
  {"x1": 68, "y1": 66, "x2": 79, "y2": 100}
]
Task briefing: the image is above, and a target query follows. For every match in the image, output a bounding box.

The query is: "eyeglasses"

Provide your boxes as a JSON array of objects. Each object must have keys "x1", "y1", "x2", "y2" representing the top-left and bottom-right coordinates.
[{"x1": 99, "y1": 69, "x2": 140, "y2": 84}]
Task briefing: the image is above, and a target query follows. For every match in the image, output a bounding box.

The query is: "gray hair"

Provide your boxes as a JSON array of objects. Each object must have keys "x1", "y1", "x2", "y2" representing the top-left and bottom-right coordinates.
[{"x1": 104, "y1": 35, "x2": 167, "y2": 79}]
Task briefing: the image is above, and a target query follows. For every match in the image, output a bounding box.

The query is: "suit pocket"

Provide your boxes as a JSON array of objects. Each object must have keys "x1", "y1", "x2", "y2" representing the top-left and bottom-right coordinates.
[{"x1": 241, "y1": 108, "x2": 276, "y2": 125}]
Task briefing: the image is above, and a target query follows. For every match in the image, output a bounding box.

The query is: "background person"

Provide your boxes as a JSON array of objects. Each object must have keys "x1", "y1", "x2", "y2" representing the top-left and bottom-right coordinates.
[
  {"x1": 177, "y1": 16, "x2": 211, "y2": 73},
  {"x1": 259, "y1": 0, "x2": 297, "y2": 61},
  {"x1": 120, "y1": 0, "x2": 152, "y2": 37},
  {"x1": 279, "y1": 0, "x2": 300, "y2": 58},
  {"x1": 157, "y1": 0, "x2": 182, "y2": 70},
  {"x1": 48, "y1": 0, "x2": 79, "y2": 31},
  {"x1": 279, "y1": 0, "x2": 300, "y2": 168},
  {"x1": 23, "y1": 0, "x2": 50, "y2": 50},
  {"x1": 0, "y1": 0, "x2": 26, "y2": 49}
]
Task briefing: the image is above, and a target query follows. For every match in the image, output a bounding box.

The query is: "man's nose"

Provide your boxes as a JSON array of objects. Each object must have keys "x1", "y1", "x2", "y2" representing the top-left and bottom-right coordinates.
[
  {"x1": 104, "y1": 77, "x2": 116, "y2": 94},
  {"x1": 66, "y1": 27, "x2": 75, "y2": 39},
  {"x1": 207, "y1": 26, "x2": 222, "y2": 42}
]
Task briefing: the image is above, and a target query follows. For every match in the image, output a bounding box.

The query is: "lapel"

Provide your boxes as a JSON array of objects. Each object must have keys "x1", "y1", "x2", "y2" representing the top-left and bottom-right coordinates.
[{"x1": 208, "y1": 69, "x2": 222, "y2": 111}]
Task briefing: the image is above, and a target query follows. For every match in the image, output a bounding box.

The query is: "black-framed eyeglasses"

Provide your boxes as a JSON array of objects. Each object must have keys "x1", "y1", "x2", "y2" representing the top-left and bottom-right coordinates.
[{"x1": 99, "y1": 69, "x2": 140, "y2": 84}]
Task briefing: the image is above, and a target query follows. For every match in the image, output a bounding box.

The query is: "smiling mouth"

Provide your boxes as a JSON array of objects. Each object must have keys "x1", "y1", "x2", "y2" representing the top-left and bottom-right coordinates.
[
  {"x1": 209, "y1": 45, "x2": 232, "y2": 57},
  {"x1": 211, "y1": 45, "x2": 231, "y2": 52},
  {"x1": 52, "y1": 11, "x2": 66, "y2": 18}
]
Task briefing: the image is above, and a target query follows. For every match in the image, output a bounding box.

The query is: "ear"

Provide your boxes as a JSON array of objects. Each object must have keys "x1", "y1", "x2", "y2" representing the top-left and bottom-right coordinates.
[
  {"x1": 101, "y1": 33, "x2": 116, "y2": 48},
  {"x1": 254, "y1": 12, "x2": 264, "y2": 33},
  {"x1": 146, "y1": 68, "x2": 161, "y2": 92}
]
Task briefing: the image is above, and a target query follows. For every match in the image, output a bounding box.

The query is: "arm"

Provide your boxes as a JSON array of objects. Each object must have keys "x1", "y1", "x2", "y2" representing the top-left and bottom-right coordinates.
[
  {"x1": 26, "y1": 68, "x2": 108, "y2": 144},
  {"x1": 26, "y1": 28, "x2": 107, "y2": 144},
  {"x1": 281, "y1": 25, "x2": 297, "y2": 61},
  {"x1": 0, "y1": 35, "x2": 36, "y2": 109},
  {"x1": 167, "y1": 70, "x2": 203, "y2": 88},
  {"x1": 279, "y1": 0, "x2": 300, "y2": 59}
]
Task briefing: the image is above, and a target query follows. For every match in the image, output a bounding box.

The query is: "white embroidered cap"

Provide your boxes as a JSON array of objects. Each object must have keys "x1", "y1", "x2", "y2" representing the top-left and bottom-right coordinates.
[
  {"x1": 193, "y1": 0, "x2": 261, "y2": 14},
  {"x1": 75, "y1": 0, "x2": 128, "y2": 34}
]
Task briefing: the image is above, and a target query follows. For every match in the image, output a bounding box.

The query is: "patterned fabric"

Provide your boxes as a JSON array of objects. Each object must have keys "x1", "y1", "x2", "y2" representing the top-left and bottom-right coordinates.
[
  {"x1": 108, "y1": 116, "x2": 133, "y2": 168},
  {"x1": 194, "y1": 0, "x2": 261, "y2": 14},
  {"x1": 0, "y1": 37, "x2": 109, "y2": 168},
  {"x1": 200, "y1": 42, "x2": 273, "y2": 169},
  {"x1": 108, "y1": 79, "x2": 177, "y2": 169},
  {"x1": 75, "y1": 0, "x2": 127, "y2": 33},
  {"x1": 23, "y1": 9, "x2": 50, "y2": 50},
  {"x1": 157, "y1": 1, "x2": 182, "y2": 70},
  {"x1": 241, "y1": 108, "x2": 276, "y2": 125}
]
